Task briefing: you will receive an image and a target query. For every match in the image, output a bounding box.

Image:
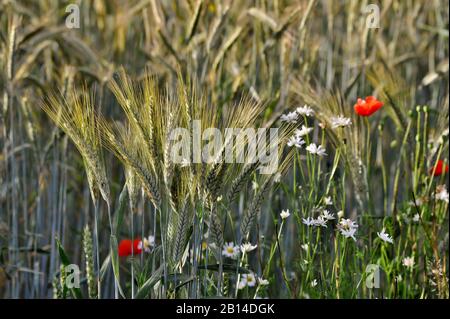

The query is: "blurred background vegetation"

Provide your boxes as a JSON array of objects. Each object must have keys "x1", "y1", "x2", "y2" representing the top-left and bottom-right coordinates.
[{"x1": 0, "y1": 0, "x2": 448, "y2": 298}]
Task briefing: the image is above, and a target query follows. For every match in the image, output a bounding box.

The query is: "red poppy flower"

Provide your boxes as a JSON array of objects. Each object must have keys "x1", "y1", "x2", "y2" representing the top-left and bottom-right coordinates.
[
  {"x1": 118, "y1": 238, "x2": 142, "y2": 257},
  {"x1": 354, "y1": 96, "x2": 384, "y2": 116},
  {"x1": 429, "y1": 160, "x2": 449, "y2": 177}
]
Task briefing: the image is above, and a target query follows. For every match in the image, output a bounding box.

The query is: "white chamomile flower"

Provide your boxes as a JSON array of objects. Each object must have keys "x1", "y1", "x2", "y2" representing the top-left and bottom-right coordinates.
[
  {"x1": 435, "y1": 185, "x2": 449, "y2": 203},
  {"x1": 322, "y1": 210, "x2": 335, "y2": 220},
  {"x1": 331, "y1": 115, "x2": 352, "y2": 128},
  {"x1": 306, "y1": 143, "x2": 327, "y2": 157},
  {"x1": 377, "y1": 228, "x2": 394, "y2": 244},
  {"x1": 302, "y1": 217, "x2": 315, "y2": 226},
  {"x1": 339, "y1": 218, "x2": 358, "y2": 229},
  {"x1": 138, "y1": 235, "x2": 155, "y2": 253},
  {"x1": 295, "y1": 125, "x2": 313, "y2": 137},
  {"x1": 324, "y1": 196, "x2": 333, "y2": 206},
  {"x1": 258, "y1": 277, "x2": 269, "y2": 286},
  {"x1": 311, "y1": 279, "x2": 318, "y2": 287},
  {"x1": 280, "y1": 111, "x2": 298, "y2": 123},
  {"x1": 402, "y1": 256, "x2": 415, "y2": 268},
  {"x1": 340, "y1": 227, "x2": 357, "y2": 241},
  {"x1": 287, "y1": 135, "x2": 306, "y2": 148},
  {"x1": 240, "y1": 242, "x2": 257, "y2": 254},
  {"x1": 338, "y1": 218, "x2": 358, "y2": 241},
  {"x1": 243, "y1": 273, "x2": 256, "y2": 287},
  {"x1": 301, "y1": 243, "x2": 309, "y2": 252},
  {"x1": 296, "y1": 105, "x2": 315, "y2": 117},
  {"x1": 313, "y1": 216, "x2": 328, "y2": 228},
  {"x1": 222, "y1": 242, "x2": 240, "y2": 259},
  {"x1": 413, "y1": 213, "x2": 420, "y2": 223},
  {"x1": 280, "y1": 209, "x2": 290, "y2": 219}
]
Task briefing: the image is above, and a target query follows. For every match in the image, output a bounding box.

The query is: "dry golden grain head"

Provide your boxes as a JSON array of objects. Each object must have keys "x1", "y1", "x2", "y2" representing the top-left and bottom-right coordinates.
[
  {"x1": 125, "y1": 165, "x2": 140, "y2": 210},
  {"x1": 41, "y1": 88, "x2": 111, "y2": 205}
]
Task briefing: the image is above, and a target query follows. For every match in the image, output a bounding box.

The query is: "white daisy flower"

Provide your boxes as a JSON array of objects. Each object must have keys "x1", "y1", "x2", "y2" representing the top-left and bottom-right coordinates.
[
  {"x1": 311, "y1": 279, "x2": 318, "y2": 287},
  {"x1": 287, "y1": 135, "x2": 306, "y2": 148},
  {"x1": 295, "y1": 125, "x2": 313, "y2": 137},
  {"x1": 240, "y1": 242, "x2": 257, "y2": 254},
  {"x1": 258, "y1": 277, "x2": 269, "y2": 286},
  {"x1": 331, "y1": 115, "x2": 352, "y2": 128},
  {"x1": 339, "y1": 227, "x2": 357, "y2": 241},
  {"x1": 280, "y1": 111, "x2": 298, "y2": 123},
  {"x1": 413, "y1": 213, "x2": 420, "y2": 223},
  {"x1": 137, "y1": 235, "x2": 155, "y2": 253},
  {"x1": 435, "y1": 185, "x2": 449, "y2": 203},
  {"x1": 280, "y1": 209, "x2": 290, "y2": 219},
  {"x1": 402, "y1": 256, "x2": 415, "y2": 268},
  {"x1": 337, "y1": 218, "x2": 358, "y2": 241},
  {"x1": 339, "y1": 218, "x2": 359, "y2": 229},
  {"x1": 377, "y1": 228, "x2": 394, "y2": 244},
  {"x1": 302, "y1": 217, "x2": 315, "y2": 226},
  {"x1": 324, "y1": 196, "x2": 333, "y2": 206},
  {"x1": 222, "y1": 242, "x2": 240, "y2": 259},
  {"x1": 306, "y1": 143, "x2": 327, "y2": 156},
  {"x1": 242, "y1": 273, "x2": 256, "y2": 287},
  {"x1": 296, "y1": 105, "x2": 314, "y2": 117},
  {"x1": 322, "y1": 210, "x2": 335, "y2": 220},
  {"x1": 313, "y1": 216, "x2": 328, "y2": 228}
]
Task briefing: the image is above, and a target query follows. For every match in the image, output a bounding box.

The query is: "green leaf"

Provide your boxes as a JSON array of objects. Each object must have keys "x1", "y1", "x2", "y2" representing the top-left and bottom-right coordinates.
[
  {"x1": 135, "y1": 265, "x2": 163, "y2": 299},
  {"x1": 100, "y1": 254, "x2": 111, "y2": 281},
  {"x1": 55, "y1": 238, "x2": 83, "y2": 299},
  {"x1": 110, "y1": 235, "x2": 125, "y2": 298},
  {"x1": 113, "y1": 184, "x2": 128, "y2": 234}
]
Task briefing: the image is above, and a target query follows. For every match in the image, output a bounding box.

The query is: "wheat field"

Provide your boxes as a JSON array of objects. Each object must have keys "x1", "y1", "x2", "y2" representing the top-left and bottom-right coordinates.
[{"x1": 0, "y1": 0, "x2": 448, "y2": 299}]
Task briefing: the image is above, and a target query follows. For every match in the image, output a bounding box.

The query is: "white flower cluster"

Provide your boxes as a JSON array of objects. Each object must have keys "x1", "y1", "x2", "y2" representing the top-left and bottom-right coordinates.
[
  {"x1": 337, "y1": 218, "x2": 359, "y2": 241},
  {"x1": 281, "y1": 106, "x2": 327, "y2": 157},
  {"x1": 238, "y1": 272, "x2": 269, "y2": 289},
  {"x1": 222, "y1": 242, "x2": 257, "y2": 259},
  {"x1": 377, "y1": 228, "x2": 394, "y2": 244},
  {"x1": 280, "y1": 105, "x2": 315, "y2": 123},
  {"x1": 286, "y1": 125, "x2": 314, "y2": 149},
  {"x1": 302, "y1": 209, "x2": 336, "y2": 228},
  {"x1": 306, "y1": 143, "x2": 327, "y2": 157},
  {"x1": 330, "y1": 115, "x2": 352, "y2": 129},
  {"x1": 435, "y1": 185, "x2": 449, "y2": 203}
]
